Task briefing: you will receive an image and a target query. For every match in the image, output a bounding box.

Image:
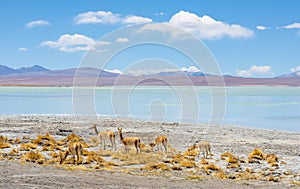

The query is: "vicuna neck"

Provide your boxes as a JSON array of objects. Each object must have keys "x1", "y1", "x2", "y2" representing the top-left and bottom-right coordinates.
[{"x1": 119, "y1": 131, "x2": 124, "y2": 142}]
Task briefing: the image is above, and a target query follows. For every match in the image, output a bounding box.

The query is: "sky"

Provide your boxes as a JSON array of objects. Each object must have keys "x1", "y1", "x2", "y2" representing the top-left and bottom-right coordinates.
[{"x1": 0, "y1": 0, "x2": 300, "y2": 77}]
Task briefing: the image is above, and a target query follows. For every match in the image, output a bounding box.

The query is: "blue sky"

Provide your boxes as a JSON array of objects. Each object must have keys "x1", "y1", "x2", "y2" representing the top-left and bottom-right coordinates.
[{"x1": 1, "y1": 0, "x2": 300, "y2": 77}]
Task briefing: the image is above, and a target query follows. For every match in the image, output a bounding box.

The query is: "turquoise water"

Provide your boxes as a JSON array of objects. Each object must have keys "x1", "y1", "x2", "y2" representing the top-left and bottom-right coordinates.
[{"x1": 0, "y1": 86, "x2": 299, "y2": 131}]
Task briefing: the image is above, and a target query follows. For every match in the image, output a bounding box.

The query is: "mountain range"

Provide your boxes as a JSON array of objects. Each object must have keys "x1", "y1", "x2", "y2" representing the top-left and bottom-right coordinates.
[{"x1": 0, "y1": 64, "x2": 299, "y2": 86}]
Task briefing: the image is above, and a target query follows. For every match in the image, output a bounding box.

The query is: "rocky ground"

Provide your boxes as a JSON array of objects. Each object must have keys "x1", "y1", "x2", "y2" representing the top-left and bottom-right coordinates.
[{"x1": 0, "y1": 115, "x2": 300, "y2": 188}]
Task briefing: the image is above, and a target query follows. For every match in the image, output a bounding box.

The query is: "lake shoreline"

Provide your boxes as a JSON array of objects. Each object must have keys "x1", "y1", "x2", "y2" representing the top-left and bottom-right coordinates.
[{"x1": 0, "y1": 115, "x2": 300, "y2": 188}]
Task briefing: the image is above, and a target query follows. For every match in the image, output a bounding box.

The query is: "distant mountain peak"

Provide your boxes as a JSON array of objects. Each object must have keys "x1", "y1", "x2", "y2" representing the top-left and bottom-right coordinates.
[
  {"x1": 0, "y1": 64, "x2": 50, "y2": 76},
  {"x1": 275, "y1": 71, "x2": 300, "y2": 78},
  {"x1": 17, "y1": 65, "x2": 50, "y2": 73}
]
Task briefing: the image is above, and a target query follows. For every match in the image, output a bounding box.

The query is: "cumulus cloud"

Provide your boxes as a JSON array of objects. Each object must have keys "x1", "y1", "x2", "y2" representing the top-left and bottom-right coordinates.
[
  {"x1": 279, "y1": 23, "x2": 300, "y2": 29},
  {"x1": 236, "y1": 65, "x2": 274, "y2": 77},
  {"x1": 104, "y1": 69, "x2": 123, "y2": 74},
  {"x1": 256, "y1": 25, "x2": 271, "y2": 30},
  {"x1": 290, "y1": 66, "x2": 300, "y2": 73},
  {"x1": 17, "y1": 47, "x2": 28, "y2": 51},
  {"x1": 125, "y1": 66, "x2": 201, "y2": 76},
  {"x1": 180, "y1": 66, "x2": 201, "y2": 72},
  {"x1": 116, "y1": 37, "x2": 129, "y2": 43},
  {"x1": 25, "y1": 20, "x2": 50, "y2": 28},
  {"x1": 74, "y1": 11, "x2": 152, "y2": 25},
  {"x1": 74, "y1": 11, "x2": 121, "y2": 24},
  {"x1": 40, "y1": 34, "x2": 97, "y2": 52},
  {"x1": 123, "y1": 16, "x2": 152, "y2": 25},
  {"x1": 169, "y1": 11, "x2": 254, "y2": 39}
]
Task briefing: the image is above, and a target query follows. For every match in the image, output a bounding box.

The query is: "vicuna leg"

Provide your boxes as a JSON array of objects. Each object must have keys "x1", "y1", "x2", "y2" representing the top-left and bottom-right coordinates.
[
  {"x1": 60, "y1": 151, "x2": 69, "y2": 164},
  {"x1": 75, "y1": 146, "x2": 80, "y2": 164},
  {"x1": 163, "y1": 142, "x2": 167, "y2": 152},
  {"x1": 135, "y1": 141, "x2": 139, "y2": 154},
  {"x1": 110, "y1": 137, "x2": 116, "y2": 151}
]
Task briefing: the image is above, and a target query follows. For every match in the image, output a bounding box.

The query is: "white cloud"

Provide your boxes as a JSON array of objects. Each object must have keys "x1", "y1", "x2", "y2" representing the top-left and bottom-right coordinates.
[
  {"x1": 256, "y1": 25, "x2": 271, "y2": 30},
  {"x1": 25, "y1": 20, "x2": 50, "y2": 28},
  {"x1": 122, "y1": 16, "x2": 152, "y2": 25},
  {"x1": 74, "y1": 11, "x2": 121, "y2": 24},
  {"x1": 74, "y1": 11, "x2": 152, "y2": 25},
  {"x1": 116, "y1": 37, "x2": 129, "y2": 43},
  {"x1": 17, "y1": 47, "x2": 28, "y2": 51},
  {"x1": 138, "y1": 23, "x2": 192, "y2": 41},
  {"x1": 169, "y1": 11, "x2": 254, "y2": 39},
  {"x1": 180, "y1": 66, "x2": 201, "y2": 72},
  {"x1": 125, "y1": 66, "x2": 201, "y2": 76},
  {"x1": 155, "y1": 12, "x2": 164, "y2": 16},
  {"x1": 236, "y1": 65, "x2": 274, "y2": 77},
  {"x1": 41, "y1": 34, "x2": 96, "y2": 52},
  {"x1": 279, "y1": 23, "x2": 300, "y2": 29},
  {"x1": 104, "y1": 69, "x2": 123, "y2": 74},
  {"x1": 291, "y1": 66, "x2": 300, "y2": 73}
]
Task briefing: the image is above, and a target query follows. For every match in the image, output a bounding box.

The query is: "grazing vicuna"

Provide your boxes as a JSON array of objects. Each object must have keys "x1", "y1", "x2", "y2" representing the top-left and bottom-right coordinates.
[
  {"x1": 60, "y1": 141, "x2": 83, "y2": 164},
  {"x1": 154, "y1": 136, "x2": 168, "y2": 152},
  {"x1": 91, "y1": 124, "x2": 116, "y2": 151},
  {"x1": 117, "y1": 127, "x2": 141, "y2": 154},
  {"x1": 198, "y1": 141, "x2": 212, "y2": 159}
]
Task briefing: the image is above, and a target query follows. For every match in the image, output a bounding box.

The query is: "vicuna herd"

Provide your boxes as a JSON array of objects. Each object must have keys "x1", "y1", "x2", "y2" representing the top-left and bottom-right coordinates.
[{"x1": 60, "y1": 124, "x2": 211, "y2": 164}]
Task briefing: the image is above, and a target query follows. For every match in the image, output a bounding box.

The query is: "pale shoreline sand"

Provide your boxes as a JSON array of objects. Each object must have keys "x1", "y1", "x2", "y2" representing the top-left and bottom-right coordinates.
[{"x1": 0, "y1": 115, "x2": 300, "y2": 188}]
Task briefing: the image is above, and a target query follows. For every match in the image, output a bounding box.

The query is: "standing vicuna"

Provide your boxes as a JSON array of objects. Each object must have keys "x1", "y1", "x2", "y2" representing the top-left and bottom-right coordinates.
[
  {"x1": 117, "y1": 127, "x2": 141, "y2": 154},
  {"x1": 198, "y1": 141, "x2": 212, "y2": 159},
  {"x1": 152, "y1": 136, "x2": 168, "y2": 152},
  {"x1": 91, "y1": 124, "x2": 116, "y2": 151},
  {"x1": 60, "y1": 141, "x2": 83, "y2": 164}
]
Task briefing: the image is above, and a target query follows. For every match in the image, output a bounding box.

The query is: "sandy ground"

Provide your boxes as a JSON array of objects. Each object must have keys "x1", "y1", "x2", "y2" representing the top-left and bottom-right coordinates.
[{"x1": 0, "y1": 115, "x2": 300, "y2": 188}]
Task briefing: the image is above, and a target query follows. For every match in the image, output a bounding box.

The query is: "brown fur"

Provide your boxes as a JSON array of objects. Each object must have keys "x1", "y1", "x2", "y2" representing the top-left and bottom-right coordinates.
[
  {"x1": 198, "y1": 141, "x2": 211, "y2": 159},
  {"x1": 154, "y1": 136, "x2": 168, "y2": 152},
  {"x1": 117, "y1": 128, "x2": 141, "y2": 154},
  {"x1": 149, "y1": 142, "x2": 156, "y2": 152},
  {"x1": 60, "y1": 141, "x2": 83, "y2": 164},
  {"x1": 91, "y1": 124, "x2": 116, "y2": 151}
]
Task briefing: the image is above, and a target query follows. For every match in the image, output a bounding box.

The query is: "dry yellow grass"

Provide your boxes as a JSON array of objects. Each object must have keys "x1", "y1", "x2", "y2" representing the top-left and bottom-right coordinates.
[
  {"x1": 227, "y1": 154, "x2": 239, "y2": 164},
  {"x1": 63, "y1": 165, "x2": 89, "y2": 171},
  {"x1": 172, "y1": 153, "x2": 185, "y2": 163},
  {"x1": 8, "y1": 148, "x2": 19, "y2": 156},
  {"x1": 183, "y1": 150, "x2": 198, "y2": 157},
  {"x1": 172, "y1": 165, "x2": 182, "y2": 170},
  {"x1": 21, "y1": 150, "x2": 45, "y2": 163},
  {"x1": 268, "y1": 176, "x2": 280, "y2": 182},
  {"x1": 141, "y1": 163, "x2": 171, "y2": 171},
  {"x1": 8, "y1": 138, "x2": 21, "y2": 145},
  {"x1": 179, "y1": 160, "x2": 196, "y2": 168},
  {"x1": 270, "y1": 162, "x2": 279, "y2": 167},
  {"x1": 0, "y1": 135, "x2": 8, "y2": 142},
  {"x1": 20, "y1": 143, "x2": 37, "y2": 151},
  {"x1": 248, "y1": 148, "x2": 265, "y2": 162},
  {"x1": 50, "y1": 152, "x2": 59, "y2": 158},
  {"x1": 227, "y1": 163, "x2": 240, "y2": 169},
  {"x1": 291, "y1": 181, "x2": 300, "y2": 186},
  {"x1": 200, "y1": 158, "x2": 209, "y2": 165},
  {"x1": 98, "y1": 150, "x2": 112, "y2": 157},
  {"x1": 0, "y1": 141, "x2": 10, "y2": 149},
  {"x1": 186, "y1": 175, "x2": 203, "y2": 180},
  {"x1": 204, "y1": 163, "x2": 220, "y2": 171},
  {"x1": 213, "y1": 169, "x2": 229, "y2": 179},
  {"x1": 265, "y1": 154, "x2": 278, "y2": 164}
]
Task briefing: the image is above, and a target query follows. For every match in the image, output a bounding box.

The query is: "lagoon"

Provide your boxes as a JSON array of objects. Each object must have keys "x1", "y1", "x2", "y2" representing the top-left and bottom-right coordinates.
[{"x1": 0, "y1": 86, "x2": 299, "y2": 131}]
